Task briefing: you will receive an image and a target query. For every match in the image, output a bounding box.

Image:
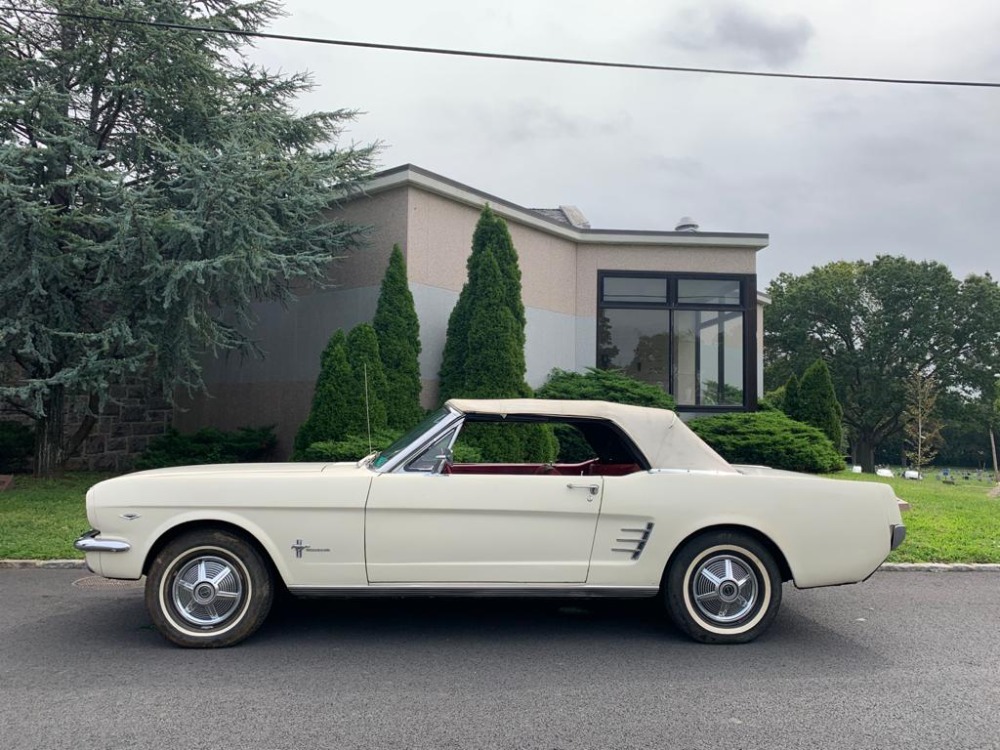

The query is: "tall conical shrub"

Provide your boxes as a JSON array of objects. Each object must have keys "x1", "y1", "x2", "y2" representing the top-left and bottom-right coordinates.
[
  {"x1": 293, "y1": 330, "x2": 356, "y2": 454},
  {"x1": 797, "y1": 359, "x2": 843, "y2": 448},
  {"x1": 439, "y1": 205, "x2": 525, "y2": 403},
  {"x1": 373, "y1": 245, "x2": 423, "y2": 429},
  {"x1": 346, "y1": 323, "x2": 388, "y2": 434}
]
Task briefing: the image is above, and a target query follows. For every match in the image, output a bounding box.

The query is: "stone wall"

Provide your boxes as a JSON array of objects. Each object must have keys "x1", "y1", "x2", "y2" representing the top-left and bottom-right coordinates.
[
  {"x1": 66, "y1": 383, "x2": 172, "y2": 472},
  {"x1": 1, "y1": 381, "x2": 172, "y2": 473}
]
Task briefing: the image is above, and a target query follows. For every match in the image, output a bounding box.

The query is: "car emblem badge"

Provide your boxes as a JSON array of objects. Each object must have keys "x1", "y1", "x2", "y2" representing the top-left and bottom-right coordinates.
[
  {"x1": 291, "y1": 539, "x2": 310, "y2": 558},
  {"x1": 120, "y1": 513, "x2": 141, "y2": 521}
]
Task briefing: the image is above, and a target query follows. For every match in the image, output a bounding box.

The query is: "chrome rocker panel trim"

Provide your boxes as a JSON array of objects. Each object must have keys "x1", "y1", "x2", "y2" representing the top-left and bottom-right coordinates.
[{"x1": 287, "y1": 584, "x2": 660, "y2": 598}]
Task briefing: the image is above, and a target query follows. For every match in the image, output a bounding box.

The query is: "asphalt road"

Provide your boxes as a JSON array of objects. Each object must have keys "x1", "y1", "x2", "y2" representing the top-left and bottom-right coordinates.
[{"x1": 1, "y1": 569, "x2": 998, "y2": 750}]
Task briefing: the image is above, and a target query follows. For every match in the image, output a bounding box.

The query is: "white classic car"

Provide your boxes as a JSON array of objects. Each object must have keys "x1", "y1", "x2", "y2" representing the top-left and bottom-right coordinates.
[{"x1": 76, "y1": 399, "x2": 906, "y2": 648}]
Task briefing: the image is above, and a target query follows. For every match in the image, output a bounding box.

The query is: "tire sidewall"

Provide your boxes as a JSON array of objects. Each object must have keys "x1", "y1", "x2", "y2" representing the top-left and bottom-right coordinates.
[
  {"x1": 146, "y1": 530, "x2": 273, "y2": 648},
  {"x1": 667, "y1": 533, "x2": 782, "y2": 643}
]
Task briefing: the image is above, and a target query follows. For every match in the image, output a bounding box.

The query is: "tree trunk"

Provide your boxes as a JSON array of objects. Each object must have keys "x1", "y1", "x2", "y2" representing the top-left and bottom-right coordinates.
[
  {"x1": 33, "y1": 385, "x2": 65, "y2": 478},
  {"x1": 855, "y1": 434, "x2": 876, "y2": 473},
  {"x1": 63, "y1": 392, "x2": 99, "y2": 464}
]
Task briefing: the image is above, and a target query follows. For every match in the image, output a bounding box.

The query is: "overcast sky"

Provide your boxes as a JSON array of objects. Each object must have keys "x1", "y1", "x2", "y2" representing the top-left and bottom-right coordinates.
[{"x1": 250, "y1": 0, "x2": 1000, "y2": 287}]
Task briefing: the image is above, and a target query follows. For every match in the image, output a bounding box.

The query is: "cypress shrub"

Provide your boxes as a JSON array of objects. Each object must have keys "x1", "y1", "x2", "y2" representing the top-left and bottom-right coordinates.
[
  {"x1": 373, "y1": 245, "x2": 423, "y2": 430},
  {"x1": 439, "y1": 205, "x2": 525, "y2": 403},
  {"x1": 797, "y1": 359, "x2": 844, "y2": 448},
  {"x1": 762, "y1": 384, "x2": 787, "y2": 412},
  {"x1": 346, "y1": 323, "x2": 389, "y2": 434},
  {"x1": 294, "y1": 324, "x2": 391, "y2": 459},
  {"x1": 689, "y1": 411, "x2": 845, "y2": 474},
  {"x1": 437, "y1": 206, "x2": 554, "y2": 462},
  {"x1": 783, "y1": 373, "x2": 801, "y2": 419},
  {"x1": 293, "y1": 330, "x2": 358, "y2": 454}
]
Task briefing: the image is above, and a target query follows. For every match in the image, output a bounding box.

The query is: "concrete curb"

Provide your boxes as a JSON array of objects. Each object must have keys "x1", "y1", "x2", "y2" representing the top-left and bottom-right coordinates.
[
  {"x1": 1, "y1": 560, "x2": 999, "y2": 572},
  {"x1": 0, "y1": 560, "x2": 87, "y2": 569}
]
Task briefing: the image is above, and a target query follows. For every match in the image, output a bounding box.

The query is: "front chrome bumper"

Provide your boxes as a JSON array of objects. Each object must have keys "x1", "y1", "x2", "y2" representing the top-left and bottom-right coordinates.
[
  {"x1": 74, "y1": 529, "x2": 131, "y2": 554},
  {"x1": 890, "y1": 524, "x2": 907, "y2": 551}
]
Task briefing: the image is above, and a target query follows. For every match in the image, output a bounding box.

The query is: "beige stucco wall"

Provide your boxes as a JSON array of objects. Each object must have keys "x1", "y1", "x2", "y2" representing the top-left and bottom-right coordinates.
[
  {"x1": 174, "y1": 170, "x2": 766, "y2": 459},
  {"x1": 308, "y1": 188, "x2": 411, "y2": 293},
  {"x1": 404, "y1": 189, "x2": 579, "y2": 316}
]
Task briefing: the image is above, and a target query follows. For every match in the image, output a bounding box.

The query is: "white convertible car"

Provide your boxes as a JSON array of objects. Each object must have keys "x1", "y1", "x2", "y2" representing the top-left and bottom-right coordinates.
[{"x1": 76, "y1": 399, "x2": 906, "y2": 648}]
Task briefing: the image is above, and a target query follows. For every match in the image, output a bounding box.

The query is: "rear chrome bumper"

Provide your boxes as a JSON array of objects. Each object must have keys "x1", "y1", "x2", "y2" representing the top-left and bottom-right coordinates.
[
  {"x1": 890, "y1": 524, "x2": 907, "y2": 551},
  {"x1": 74, "y1": 529, "x2": 131, "y2": 554}
]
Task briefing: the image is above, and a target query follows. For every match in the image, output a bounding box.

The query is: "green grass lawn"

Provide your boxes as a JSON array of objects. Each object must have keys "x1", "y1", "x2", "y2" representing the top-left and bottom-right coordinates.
[
  {"x1": 823, "y1": 471, "x2": 1000, "y2": 563},
  {"x1": 0, "y1": 473, "x2": 110, "y2": 559},
  {"x1": 1, "y1": 470, "x2": 998, "y2": 562}
]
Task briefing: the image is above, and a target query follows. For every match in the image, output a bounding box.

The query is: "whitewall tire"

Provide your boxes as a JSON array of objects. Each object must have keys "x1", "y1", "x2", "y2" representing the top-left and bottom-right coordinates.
[
  {"x1": 145, "y1": 529, "x2": 273, "y2": 648},
  {"x1": 665, "y1": 531, "x2": 782, "y2": 644}
]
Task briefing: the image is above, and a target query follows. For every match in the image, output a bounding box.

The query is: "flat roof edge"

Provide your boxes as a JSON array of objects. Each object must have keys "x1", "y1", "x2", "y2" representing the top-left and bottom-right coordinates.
[{"x1": 356, "y1": 165, "x2": 769, "y2": 250}]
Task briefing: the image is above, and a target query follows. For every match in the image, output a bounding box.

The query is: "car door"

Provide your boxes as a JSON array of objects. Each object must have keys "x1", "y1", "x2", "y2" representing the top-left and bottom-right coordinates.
[{"x1": 365, "y1": 471, "x2": 604, "y2": 584}]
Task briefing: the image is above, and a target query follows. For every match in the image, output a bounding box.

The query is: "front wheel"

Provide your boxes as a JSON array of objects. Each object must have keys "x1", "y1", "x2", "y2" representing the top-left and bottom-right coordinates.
[
  {"x1": 665, "y1": 531, "x2": 782, "y2": 644},
  {"x1": 145, "y1": 529, "x2": 273, "y2": 648}
]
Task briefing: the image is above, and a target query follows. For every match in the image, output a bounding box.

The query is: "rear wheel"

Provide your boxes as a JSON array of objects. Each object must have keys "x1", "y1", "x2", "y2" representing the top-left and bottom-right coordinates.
[
  {"x1": 665, "y1": 531, "x2": 782, "y2": 644},
  {"x1": 145, "y1": 529, "x2": 273, "y2": 648}
]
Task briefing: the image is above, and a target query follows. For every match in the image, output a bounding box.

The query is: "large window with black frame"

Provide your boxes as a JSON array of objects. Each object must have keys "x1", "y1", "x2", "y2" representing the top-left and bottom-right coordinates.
[{"x1": 596, "y1": 272, "x2": 757, "y2": 410}]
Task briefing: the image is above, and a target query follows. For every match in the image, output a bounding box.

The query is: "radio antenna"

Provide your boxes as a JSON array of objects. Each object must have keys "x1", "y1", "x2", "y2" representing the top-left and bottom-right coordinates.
[{"x1": 363, "y1": 361, "x2": 373, "y2": 455}]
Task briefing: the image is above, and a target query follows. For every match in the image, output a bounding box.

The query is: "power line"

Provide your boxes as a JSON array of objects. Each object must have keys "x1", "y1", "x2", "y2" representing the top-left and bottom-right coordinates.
[{"x1": 4, "y1": 5, "x2": 1000, "y2": 89}]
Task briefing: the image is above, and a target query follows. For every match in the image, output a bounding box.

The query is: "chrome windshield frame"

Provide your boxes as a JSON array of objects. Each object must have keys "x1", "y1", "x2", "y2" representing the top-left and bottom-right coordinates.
[{"x1": 371, "y1": 405, "x2": 465, "y2": 475}]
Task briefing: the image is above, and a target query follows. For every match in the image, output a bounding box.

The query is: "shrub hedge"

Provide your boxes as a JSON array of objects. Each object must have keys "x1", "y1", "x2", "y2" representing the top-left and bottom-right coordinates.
[
  {"x1": 0, "y1": 421, "x2": 34, "y2": 473},
  {"x1": 135, "y1": 426, "x2": 277, "y2": 470},
  {"x1": 536, "y1": 368, "x2": 677, "y2": 410},
  {"x1": 689, "y1": 411, "x2": 845, "y2": 474}
]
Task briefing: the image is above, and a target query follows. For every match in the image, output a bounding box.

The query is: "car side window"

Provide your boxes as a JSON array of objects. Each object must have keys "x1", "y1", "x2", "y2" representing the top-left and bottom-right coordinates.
[
  {"x1": 405, "y1": 429, "x2": 457, "y2": 473},
  {"x1": 447, "y1": 417, "x2": 645, "y2": 476}
]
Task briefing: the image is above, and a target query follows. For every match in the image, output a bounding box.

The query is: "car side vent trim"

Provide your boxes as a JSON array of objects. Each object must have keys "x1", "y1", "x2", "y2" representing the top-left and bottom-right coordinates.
[{"x1": 612, "y1": 522, "x2": 654, "y2": 560}]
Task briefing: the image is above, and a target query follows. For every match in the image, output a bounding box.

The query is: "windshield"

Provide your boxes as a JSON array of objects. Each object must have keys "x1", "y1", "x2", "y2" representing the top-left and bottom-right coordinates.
[{"x1": 372, "y1": 407, "x2": 455, "y2": 469}]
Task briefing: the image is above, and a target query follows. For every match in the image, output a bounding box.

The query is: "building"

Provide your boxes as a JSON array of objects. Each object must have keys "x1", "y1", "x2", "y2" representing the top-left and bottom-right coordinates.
[{"x1": 175, "y1": 164, "x2": 769, "y2": 457}]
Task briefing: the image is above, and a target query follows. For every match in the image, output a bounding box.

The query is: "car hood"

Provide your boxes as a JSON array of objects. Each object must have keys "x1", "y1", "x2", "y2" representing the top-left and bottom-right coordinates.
[{"x1": 124, "y1": 461, "x2": 368, "y2": 479}]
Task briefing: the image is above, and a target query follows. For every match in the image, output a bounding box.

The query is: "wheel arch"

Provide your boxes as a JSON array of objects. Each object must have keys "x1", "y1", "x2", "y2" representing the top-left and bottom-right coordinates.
[
  {"x1": 142, "y1": 518, "x2": 287, "y2": 589},
  {"x1": 660, "y1": 524, "x2": 793, "y2": 589}
]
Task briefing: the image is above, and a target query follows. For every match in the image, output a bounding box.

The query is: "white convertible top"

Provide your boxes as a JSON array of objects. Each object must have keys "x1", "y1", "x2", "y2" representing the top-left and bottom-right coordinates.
[{"x1": 445, "y1": 398, "x2": 737, "y2": 473}]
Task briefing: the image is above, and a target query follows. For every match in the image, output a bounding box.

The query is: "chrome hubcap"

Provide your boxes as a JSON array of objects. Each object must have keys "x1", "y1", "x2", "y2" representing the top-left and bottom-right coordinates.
[
  {"x1": 691, "y1": 553, "x2": 758, "y2": 624},
  {"x1": 171, "y1": 555, "x2": 244, "y2": 627}
]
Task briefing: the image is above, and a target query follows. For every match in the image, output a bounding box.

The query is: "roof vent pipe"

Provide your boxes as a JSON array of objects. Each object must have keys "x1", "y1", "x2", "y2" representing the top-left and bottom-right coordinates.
[{"x1": 675, "y1": 216, "x2": 699, "y2": 232}]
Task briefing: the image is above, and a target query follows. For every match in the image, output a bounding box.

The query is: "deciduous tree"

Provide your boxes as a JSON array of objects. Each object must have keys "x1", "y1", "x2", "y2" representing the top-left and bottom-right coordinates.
[
  {"x1": 902, "y1": 370, "x2": 943, "y2": 470},
  {"x1": 765, "y1": 256, "x2": 962, "y2": 472}
]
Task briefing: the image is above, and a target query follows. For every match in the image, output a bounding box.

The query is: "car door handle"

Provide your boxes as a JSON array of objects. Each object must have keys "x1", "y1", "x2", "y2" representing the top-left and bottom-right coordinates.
[{"x1": 567, "y1": 483, "x2": 600, "y2": 499}]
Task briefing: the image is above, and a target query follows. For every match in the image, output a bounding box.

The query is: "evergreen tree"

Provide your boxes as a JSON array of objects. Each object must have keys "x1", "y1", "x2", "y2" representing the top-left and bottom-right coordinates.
[
  {"x1": 373, "y1": 246, "x2": 423, "y2": 430},
  {"x1": 346, "y1": 324, "x2": 388, "y2": 435},
  {"x1": 797, "y1": 359, "x2": 844, "y2": 448},
  {"x1": 293, "y1": 324, "x2": 389, "y2": 457},
  {"x1": 463, "y1": 255, "x2": 524, "y2": 399},
  {"x1": 293, "y1": 331, "x2": 356, "y2": 454},
  {"x1": 784, "y1": 374, "x2": 801, "y2": 421},
  {"x1": 440, "y1": 208, "x2": 555, "y2": 462},
  {"x1": 0, "y1": 1, "x2": 377, "y2": 476},
  {"x1": 452, "y1": 254, "x2": 527, "y2": 461},
  {"x1": 439, "y1": 205, "x2": 524, "y2": 403}
]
